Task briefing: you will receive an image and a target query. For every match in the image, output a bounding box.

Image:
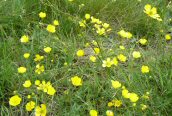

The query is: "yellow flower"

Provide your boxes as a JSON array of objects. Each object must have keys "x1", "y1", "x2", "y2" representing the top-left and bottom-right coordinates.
[
  {"x1": 23, "y1": 53, "x2": 30, "y2": 59},
  {"x1": 23, "y1": 80, "x2": 32, "y2": 88},
  {"x1": 39, "y1": 12, "x2": 46, "y2": 18},
  {"x1": 26, "y1": 101, "x2": 35, "y2": 111},
  {"x1": 113, "y1": 100, "x2": 122, "y2": 107},
  {"x1": 90, "y1": 110, "x2": 98, "y2": 116},
  {"x1": 46, "y1": 24, "x2": 56, "y2": 33},
  {"x1": 119, "y1": 45, "x2": 125, "y2": 50},
  {"x1": 79, "y1": 20, "x2": 86, "y2": 28},
  {"x1": 117, "y1": 54, "x2": 127, "y2": 62},
  {"x1": 91, "y1": 17, "x2": 97, "y2": 23},
  {"x1": 85, "y1": 43, "x2": 90, "y2": 47},
  {"x1": 35, "y1": 64, "x2": 45, "y2": 74},
  {"x1": 85, "y1": 14, "x2": 91, "y2": 20},
  {"x1": 112, "y1": 57, "x2": 118, "y2": 66},
  {"x1": 76, "y1": 49, "x2": 85, "y2": 57},
  {"x1": 118, "y1": 30, "x2": 132, "y2": 39},
  {"x1": 139, "y1": 38, "x2": 147, "y2": 45},
  {"x1": 96, "y1": 28, "x2": 105, "y2": 35},
  {"x1": 132, "y1": 51, "x2": 141, "y2": 59},
  {"x1": 37, "y1": 81, "x2": 50, "y2": 92},
  {"x1": 111, "y1": 80, "x2": 121, "y2": 89},
  {"x1": 129, "y1": 93, "x2": 139, "y2": 102},
  {"x1": 53, "y1": 20, "x2": 59, "y2": 26},
  {"x1": 18, "y1": 67, "x2": 27, "y2": 74},
  {"x1": 89, "y1": 56, "x2": 96, "y2": 62},
  {"x1": 94, "y1": 48, "x2": 100, "y2": 54},
  {"x1": 34, "y1": 54, "x2": 44, "y2": 62},
  {"x1": 102, "y1": 23, "x2": 110, "y2": 29},
  {"x1": 106, "y1": 110, "x2": 114, "y2": 116},
  {"x1": 64, "y1": 62, "x2": 68, "y2": 66},
  {"x1": 102, "y1": 58, "x2": 113, "y2": 68},
  {"x1": 47, "y1": 86, "x2": 56, "y2": 95},
  {"x1": 35, "y1": 80, "x2": 41, "y2": 85},
  {"x1": 122, "y1": 89, "x2": 130, "y2": 98},
  {"x1": 165, "y1": 34, "x2": 171, "y2": 40},
  {"x1": 37, "y1": 80, "x2": 56, "y2": 96},
  {"x1": 71, "y1": 76, "x2": 82, "y2": 86},
  {"x1": 108, "y1": 102, "x2": 114, "y2": 107},
  {"x1": 35, "y1": 104, "x2": 47, "y2": 116},
  {"x1": 143, "y1": 4, "x2": 162, "y2": 21},
  {"x1": 20, "y1": 35, "x2": 29, "y2": 43},
  {"x1": 132, "y1": 103, "x2": 136, "y2": 107},
  {"x1": 27, "y1": 95, "x2": 31, "y2": 99},
  {"x1": 9, "y1": 95, "x2": 22, "y2": 106},
  {"x1": 44, "y1": 47, "x2": 52, "y2": 53},
  {"x1": 141, "y1": 65, "x2": 150, "y2": 73}
]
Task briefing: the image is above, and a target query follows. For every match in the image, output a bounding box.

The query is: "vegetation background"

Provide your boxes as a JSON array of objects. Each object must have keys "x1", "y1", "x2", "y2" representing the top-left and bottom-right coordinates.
[{"x1": 0, "y1": 0, "x2": 172, "y2": 115}]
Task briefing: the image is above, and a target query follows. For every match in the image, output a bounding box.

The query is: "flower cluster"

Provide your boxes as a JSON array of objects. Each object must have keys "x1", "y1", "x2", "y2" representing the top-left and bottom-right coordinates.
[{"x1": 79, "y1": 14, "x2": 112, "y2": 36}]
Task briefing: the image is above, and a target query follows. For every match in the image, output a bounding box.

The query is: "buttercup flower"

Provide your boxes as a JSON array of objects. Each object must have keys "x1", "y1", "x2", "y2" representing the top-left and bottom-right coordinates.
[
  {"x1": 96, "y1": 28, "x2": 105, "y2": 35},
  {"x1": 71, "y1": 76, "x2": 82, "y2": 86},
  {"x1": 89, "y1": 56, "x2": 96, "y2": 62},
  {"x1": 9, "y1": 95, "x2": 22, "y2": 106},
  {"x1": 35, "y1": 104, "x2": 47, "y2": 116},
  {"x1": 46, "y1": 24, "x2": 56, "y2": 33},
  {"x1": 94, "y1": 48, "x2": 100, "y2": 54},
  {"x1": 117, "y1": 54, "x2": 127, "y2": 62},
  {"x1": 106, "y1": 110, "x2": 114, "y2": 116},
  {"x1": 35, "y1": 64, "x2": 45, "y2": 74},
  {"x1": 26, "y1": 101, "x2": 35, "y2": 111},
  {"x1": 20, "y1": 35, "x2": 29, "y2": 43},
  {"x1": 34, "y1": 54, "x2": 44, "y2": 62},
  {"x1": 112, "y1": 99, "x2": 122, "y2": 107},
  {"x1": 47, "y1": 85, "x2": 56, "y2": 95},
  {"x1": 108, "y1": 99, "x2": 122, "y2": 107},
  {"x1": 18, "y1": 67, "x2": 27, "y2": 74},
  {"x1": 102, "y1": 58, "x2": 113, "y2": 67},
  {"x1": 85, "y1": 14, "x2": 91, "y2": 20},
  {"x1": 35, "y1": 80, "x2": 41, "y2": 85},
  {"x1": 144, "y1": 4, "x2": 162, "y2": 21},
  {"x1": 23, "y1": 80, "x2": 32, "y2": 88},
  {"x1": 122, "y1": 89, "x2": 130, "y2": 98},
  {"x1": 27, "y1": 95, "x2": 31, "y2": 99},
  {"x1": 90, "y1": 110, "x2": 98, "y2": 116},
  {"x1": 37, "y1": 81, "x2": 56, "y2": 95},
  {"x1": 118, "y1": 30, "x2": 132, "y2": 39},
  {"x1": 79, "y1": 20, "x2": 86, "y2": 28},
  {"x1": 53, "y1": 20, "x2": 59, "y2": 26},
  {"x1": 23, "y1": 53, "x2": 30, "y2": 59},
  {"x1": 141, "y1": 65, "x2": 150, "y2": 73},
  {"x1": 132, "y1": 51, "x2": 141, "y2": 59},
  {"x1": 39, "y1": 12, "x2": 46, "y2": 18},
  {"x1": 76, "y1": 49, "x2": 85, "y2": 57},
  {"x1": 129, "y1": 93, "x2": 139, "y2": 102},
  {"x1": 111, "y1": 80, "x2": 121, "y2": 89},
  {"x1": 44, "y1": 47, "x2": 52, "y2": 53},
  {"x1": 112, "y1": 57, "x2": 118, "y2": 66},
  {"x1": 165, "y1": 34, "x2": 171, "y2": 40},
  {"x1": 102, "y1": 23, "x2": 110, "y2": 29},
  {"x1": 139, "y1": 38, "x2": 147, "y2": 45}
]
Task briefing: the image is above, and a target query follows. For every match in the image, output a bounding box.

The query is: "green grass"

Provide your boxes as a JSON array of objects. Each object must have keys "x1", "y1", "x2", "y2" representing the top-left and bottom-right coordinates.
[{"x1": 1, "y1": 0, "x2": 172, "y2": 115}]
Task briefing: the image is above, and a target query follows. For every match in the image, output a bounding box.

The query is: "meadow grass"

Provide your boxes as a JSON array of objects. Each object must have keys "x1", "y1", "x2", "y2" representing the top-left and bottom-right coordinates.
[{"x1": 0, "y1": 0, "x2": 172, "y2": 115}]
